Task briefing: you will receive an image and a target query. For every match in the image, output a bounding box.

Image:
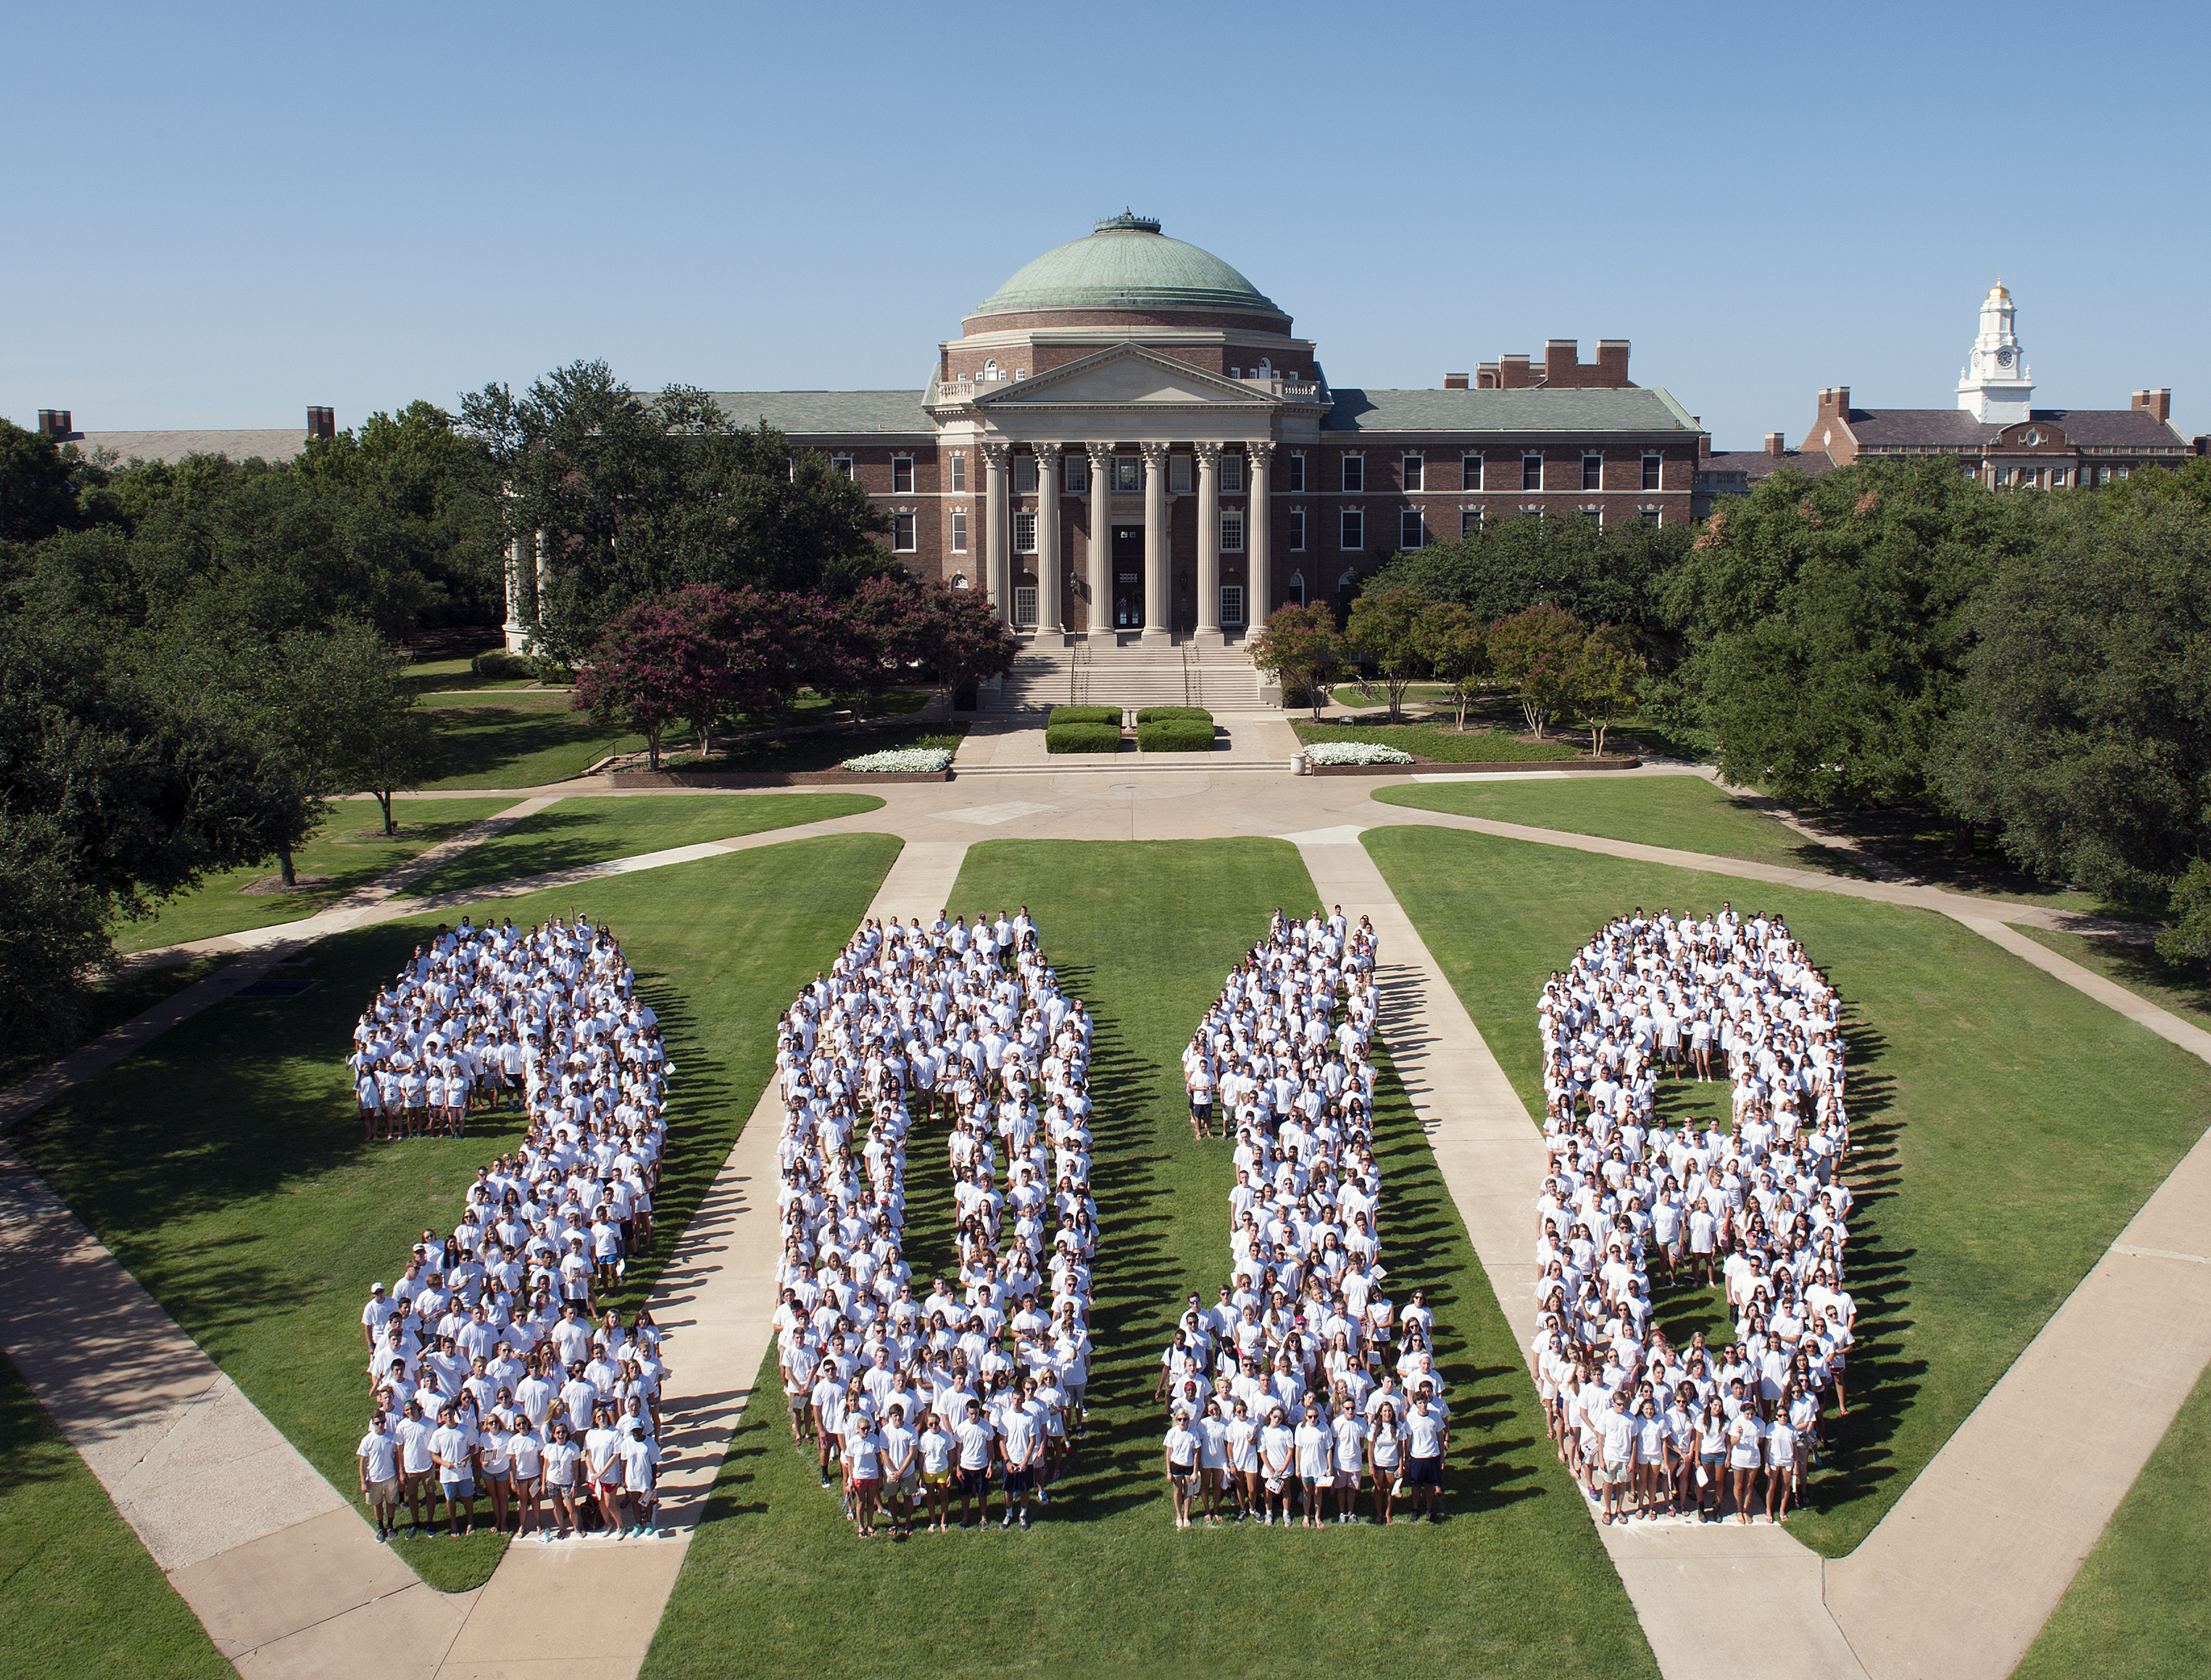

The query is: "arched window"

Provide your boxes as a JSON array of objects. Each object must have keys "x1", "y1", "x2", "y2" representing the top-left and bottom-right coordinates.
[
  {"x1": 984, "y1": 358, "x2": 999, "y2": 381},
  {"x1": 951, "y1": 572, "x2": 970, "y2": 590},
  {"x1": 1288, "y1": 571, "x2": 1306, "y2": 606}
]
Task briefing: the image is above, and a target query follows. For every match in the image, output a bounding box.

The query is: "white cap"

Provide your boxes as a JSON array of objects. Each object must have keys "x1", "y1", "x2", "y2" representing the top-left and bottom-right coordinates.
[{"x1": 371, "y1": 1282, "x2": 386, "y2": 1292}]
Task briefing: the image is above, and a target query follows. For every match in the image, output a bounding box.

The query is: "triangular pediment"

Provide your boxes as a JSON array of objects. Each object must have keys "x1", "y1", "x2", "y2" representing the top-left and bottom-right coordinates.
[{"x1": 975, "y1": 345, "x2": 1275, "y2": 410}]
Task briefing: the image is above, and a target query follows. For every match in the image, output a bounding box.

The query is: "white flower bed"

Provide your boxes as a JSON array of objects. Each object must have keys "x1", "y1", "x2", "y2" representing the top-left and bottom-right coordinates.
[
  {"x1": 1306, "y1": 741, "x2": 1415, "y2": 766},
  {"x1": 839, "y1": 746, "x2": 953, "y2": 773}
]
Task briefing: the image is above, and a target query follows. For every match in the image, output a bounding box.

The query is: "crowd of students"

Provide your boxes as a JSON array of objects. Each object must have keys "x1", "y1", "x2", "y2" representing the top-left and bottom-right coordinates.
[
  {"x1": 1533, "y1": 904, "x2": 1860, "y2": 1526},
  {"x1": 1158, "y1": 908, "x2": 1453, "y2": 1529},
  {"x1": 351, "y1": 913, "x2": 674, "y2": 1543},
  {"x1": 771, "y1": 910, "x2": 1100, "y2": 1538}
]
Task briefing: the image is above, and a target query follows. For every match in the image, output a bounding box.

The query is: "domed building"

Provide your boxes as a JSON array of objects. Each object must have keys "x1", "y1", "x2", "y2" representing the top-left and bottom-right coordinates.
[{"x1": 704, "y1": 214, "x2": 1703, "y2": 696}]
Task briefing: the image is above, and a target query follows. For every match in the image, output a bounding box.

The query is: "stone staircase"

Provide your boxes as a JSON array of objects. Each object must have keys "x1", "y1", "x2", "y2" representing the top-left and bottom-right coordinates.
[{"x1": 982, "y1": 638, "x2": 1274, "y2": 714}]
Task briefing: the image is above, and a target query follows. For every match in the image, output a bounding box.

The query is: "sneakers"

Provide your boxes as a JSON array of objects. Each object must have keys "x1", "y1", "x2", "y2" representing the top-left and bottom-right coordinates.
[
  {"x1": 1000, "y1": 1513, "x2": 1013, "y2": 1528},
  {"x1": 375, "y1": 1527, "x2": 389, "y2": 1543},
  {"x1": 1038, "y1": 1490, "x2": 1050, "y2": 1506},
  {"x1": 1018, "y1": 1509, "x2": 1030, "y2": 1530}
]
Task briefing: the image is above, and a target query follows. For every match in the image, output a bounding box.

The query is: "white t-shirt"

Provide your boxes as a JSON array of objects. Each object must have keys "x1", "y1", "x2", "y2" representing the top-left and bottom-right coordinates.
[
  {"x1": 954, "y1": 1418, "x2": 993, "y2": 1470},
  {"x1": 919, "y1": 1427, "x2": 952, "y2": 1476},
  {"x1": 998, "y1": 1408, "x2": 1039, "y2": 1468},
  {"x1": 358, "y1": 1430, "x2": 399, "y2": 1482},
  {"x1": 1406, "y1": 1402, "x2": 1447, "y2": 1461},
  {"x1": 1163, "y1": 1425, "x2": 1199, "y2": 1470}
]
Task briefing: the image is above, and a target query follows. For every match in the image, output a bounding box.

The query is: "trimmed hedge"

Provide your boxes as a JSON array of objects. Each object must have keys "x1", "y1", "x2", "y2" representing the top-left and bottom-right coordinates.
[
  {"x1": 471, "y1": 649, "x2": 534, "y2": 680},
  {"x1": 1049, "y1": 705, "x2": 1121, "y2": 727},
  {"x1": 1137, "y1": 718, "x2": 1216, "y2": 752},
  {"x1": 1045, "y1": 722, "x2": 1123, "y2": 754},
  {"x1": 1136, "y1": 705, "x2": 1212, "y2": 724}
]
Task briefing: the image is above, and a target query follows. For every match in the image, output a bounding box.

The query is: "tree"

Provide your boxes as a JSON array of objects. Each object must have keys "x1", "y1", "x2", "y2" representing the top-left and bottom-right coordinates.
[
  {"x1": 1343, "y1": 587, "x2": 1427, "y2": 722},
  {"x1": 321, "y1": 626, "x2": 434, "y2": 834},
  {"x1": 461, "y1": 362, "x2": 892, "y2": 662},
  {"x1": 1574, "y1": 624, "x2": 1643, "y2": 759},
  {"x1": 1487, "y1": 603, "x2": 1585, "y2": 737},
  {"x1": 1663, "y1": 460, "x2": 2032, "y2": 808},
  {"x1": 0, "y1": 812, "x2": 113, "y2": 1037},
  {"x1": 900, "y1": 579, "x2": 1018, "y2": 711},
  {"x1": 0, "y1": 419, "x2": 88, "y2": 544},
  {"x1": 1929, "y1": 497, "x2": 2211, "y2": 899},
  {"x1": 1248, "y1": 603, "x2": 1349, "y2": 719},
  {"x1": 1368, "y1": 509, "x2": 1688, "y2": 648},
  {"x1": 1410, "y1": 602, "x2": 1486, "y2": 729},
  {"x1": 2156, "y1": 860, "x2": 2211, "y2": 966},
  {"x1": 574, "y1": 597, "x2": 696, "y2": 772}
]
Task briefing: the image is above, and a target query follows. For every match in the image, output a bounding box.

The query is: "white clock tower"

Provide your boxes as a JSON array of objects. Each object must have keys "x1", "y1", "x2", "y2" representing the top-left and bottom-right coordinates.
[{"x1": 1957, "y1": 283, "x2": 2035, "y2": 425}]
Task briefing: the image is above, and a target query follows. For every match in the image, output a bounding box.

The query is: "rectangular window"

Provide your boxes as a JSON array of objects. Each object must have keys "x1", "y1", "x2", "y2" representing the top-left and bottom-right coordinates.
[
  {"x1": 892, "y1": 456, "x2": 914, "y2": 493},
  {"x1": 1221, "y1": 455, "x2": 1244, "y2": 493},
  {"x1": 1115, "y1": 456, "x2": 1142, "y2": 492},
  {"x1": 831, "y1": 456, "x2": 855, "y2": 480},
  {"x1": 1065, "y1": 455, "x2": 1088, "y2": 494},
  {"x1": 1014, "y1": 511, "x2": 1037, "y2": 553},
  {"x1": 1578, "y1": 508, "x2": 1601, "y2": 523},
  {"x1": 1522, "y1": 453, "x2": 1544, "y2": 491},
  {"x1": 1402, "y1": 454, "x2": 1423, "y2": 491},
  {"x1": 1014, "y1": 456, "x2": 1038, "y2": 494},
  {"x1": 892, "y1": 512, "x2": 916, "y2": 551},
  {"x1": 1013, "y1": 587, "x2": 1038, "y2": 628},
  {"x1": 2050, "y1": 468, "x2": 2067, "y2": 487},
  {"x1": 1582, "y1": 454, "x2": 1603, "y2": 491},
  {"x1": 949, "y1": 453, "x2": 967, "y2": 493},
  {"x1": 1341, "y1": 455, "x2": 1364, "y2": 493},
  {"x1": 1399, "y1": 509, "x2": 1424, "y2": 549},
  {"x1": 1641, "y1": 453, "x2": 1661, "y2": 491},
  {"x1": 1340, "y1": 507, "x2": 1364, "y2": 549},
  {"x1": 1639, "y1": 509, "x2": 1661, "y2": 529},
  {"x1": 1287, "y1": 508, "x2": 1307, "y2": 551},
  {"x1": 1169, "y1": 454, "x2": 1193, "y2": 495},
  {"x1": 1462, "y1": 452, "x2": 1482, "y2": 491},
  {"x1": 1461, "y1": 508, "x2": 1482, "y2": 535},
  {"x1": 1221, "y1": 583, "x2": 1245, "y2": 626},
  {"x1": 1286, "y1": 453, "x2": 1307, "y2": 493},
  {"x1": 1220, "y1": 510, "x2": 1244, "y2": 552},
  {"x1": 950, "y1": 510, "x2": 969, "y2": 553}
]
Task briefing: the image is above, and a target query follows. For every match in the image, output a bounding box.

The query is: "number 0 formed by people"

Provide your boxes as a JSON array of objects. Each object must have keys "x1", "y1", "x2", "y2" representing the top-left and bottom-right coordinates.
[
  {"x1": 1158, "y1": 909, "x2": 1456, "y2": 1529},
  {"x1": 768, "y1": 910, "x2": 1098, "y2": 1536}
]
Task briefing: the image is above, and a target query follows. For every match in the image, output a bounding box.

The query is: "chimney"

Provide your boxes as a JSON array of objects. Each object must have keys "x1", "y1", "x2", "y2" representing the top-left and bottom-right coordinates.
[
  {"x1": 2134, "y1": 388, "x2": 2172, "y2": 424},
  {"x1": 1596, "y1": 340, "x2": 1631, "y2": 386},
  {"x1": 1545, "y1": 339, "x2": 1580, "y2": 384},
  {"x1": 1695, "y1": 422, "x2": 1709, "y2": 462},
  {"x1": 1499, "y1": 354, "x2": 1533, "y2": 389},
  {"x1": 307, "y1": 406, "x2": 336, "y2": 439},
  {"x1": 36, "y1": 409, "x2": 73, "y2": 439},
  {"x1": 1443, "y1": 373, "x2": 1470, "y2": 390},
  {"x1": 1766, "y1": 432, "x2": 1785, "y2": 457},
  {"x1": 1816, "y1": 386, "x2": 1852, "y2": 419}
]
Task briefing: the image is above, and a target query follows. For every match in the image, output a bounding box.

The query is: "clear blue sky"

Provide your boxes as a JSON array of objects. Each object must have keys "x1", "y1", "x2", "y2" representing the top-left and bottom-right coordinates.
[{"x1": 7, "y1": 1, "x2": 2205, "y2": 448}]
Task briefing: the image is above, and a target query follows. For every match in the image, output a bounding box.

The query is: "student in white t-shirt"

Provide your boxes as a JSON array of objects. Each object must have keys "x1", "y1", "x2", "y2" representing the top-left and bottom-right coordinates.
[
  {"x1": 394, "y1": 1400, "x2": 435, "y2": 1537},
  {"x1": 356, "y1": 1414, "x2": 401, "y2": 1542},
  {"x1": 1293, "y1": 1399, "x2": 1332, "y2": 1528},
  {"x1": 1258, "y1": 1403, "x2": 1296, "y2": 1527},
  {"x1": 509, "y1": 1419, "x2": 545, "y2": 1539},
  {"x1": 1162, "y1": 1407, "x2": 1200, "y2": 1530},
  {"x1": 918, "y1": 1409, "x2": 955, "y2": 1536},
  {"x1": 952, "y1": 1399, "x2": 996, "y2": 1530},
  {"x1": 1366, "y1": 1399, "x2": 1404, "y2": 1525},
  {"x1": 1195, "y1": 1397, "x2": 1231, "y2": 1525},
  {"x1": 1330, "y1": 1398, "x2": 1367, "y2": 1526},
  {"x1": 542, "y1": 1419, "x2": 583, "y2": 1538}
]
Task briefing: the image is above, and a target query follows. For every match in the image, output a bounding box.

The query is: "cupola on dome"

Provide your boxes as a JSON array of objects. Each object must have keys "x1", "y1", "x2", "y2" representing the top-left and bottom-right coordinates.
[{"x1": 967, "y1": 214, "x2": 1283, "y2": 322}]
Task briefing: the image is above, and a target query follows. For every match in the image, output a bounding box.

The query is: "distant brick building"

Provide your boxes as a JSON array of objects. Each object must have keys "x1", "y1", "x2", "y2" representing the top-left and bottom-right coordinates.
[{"x1": 1794, "y1": 285, "x2": 2195, "y2": 490}]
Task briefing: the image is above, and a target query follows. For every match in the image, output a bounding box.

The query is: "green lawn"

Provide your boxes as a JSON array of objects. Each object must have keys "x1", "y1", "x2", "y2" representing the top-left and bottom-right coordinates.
[
  {"x1": 0, "y1": 1356, "x2": 230, "y2": 1678},
  {"x1": 402, "y1": 653, "x2": 539, "y2": 694},
  {"x1": 647, "y1": 839, "x2": 1656, "y2": 1680},
  {"x1": 9, "y1": 834, "x2": 899, "y2": 1599},
  {"x1": 2015, "y1": 926, "x2": 2211, "y2": 1036},
  {"x1": 112, "y1": 799, "x2": 520, "y2": 954},
  {"x1": 1294, "y1": 720, "x2": 1581, "y2": 763},
  {"x1": 409, "y1": 793, "x2": 885, "y2": 895},
  {"x1": 2, "y1": 957, "x2": 231, "y2": 1086},
  {"x1": 1362, "y1": 824, "x2": 2211, "y2": 1556},
  {"x1": 2012, "y1": 1359, "x2": 2211, "y2": 1680},
  {"x1": 419, "y1": 699, "x2": 645, "y2": 788},
  {"x1": 1372, "y1": 774, "x2": 1860, "y2": 874}
]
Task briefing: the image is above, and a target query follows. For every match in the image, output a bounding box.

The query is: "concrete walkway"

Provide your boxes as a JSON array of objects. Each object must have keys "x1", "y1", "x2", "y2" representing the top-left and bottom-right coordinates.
[{"x1": 7, "y1": 764, "x2": 2209, "y2": 1680}]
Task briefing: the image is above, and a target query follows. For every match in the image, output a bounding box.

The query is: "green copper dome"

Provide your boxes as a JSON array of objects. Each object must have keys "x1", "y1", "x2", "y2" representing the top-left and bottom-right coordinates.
[{"x1": 969, "y1": 214, "x2": 1282, "y2": 321}]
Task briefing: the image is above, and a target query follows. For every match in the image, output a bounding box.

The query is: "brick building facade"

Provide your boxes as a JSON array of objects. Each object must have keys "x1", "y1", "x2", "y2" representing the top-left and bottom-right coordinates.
[{"x1": 708, "y1": 213, "x2": 1704, "y2": 643}]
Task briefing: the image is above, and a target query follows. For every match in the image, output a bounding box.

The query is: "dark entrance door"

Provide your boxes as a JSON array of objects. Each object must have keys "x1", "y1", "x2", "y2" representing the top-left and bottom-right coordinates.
[{"x1": 1113, "y1": 526, "x2": 1144, "y2": 628}]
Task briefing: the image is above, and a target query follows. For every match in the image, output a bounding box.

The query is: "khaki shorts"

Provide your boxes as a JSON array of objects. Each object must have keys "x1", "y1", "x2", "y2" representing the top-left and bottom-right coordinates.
[
  {"x1": 889, "y1": 1471, "x2": 920, "y2": 1499},
  {"x1": 366, "y1": 1477, "x2": 398, "y2": 1504}
]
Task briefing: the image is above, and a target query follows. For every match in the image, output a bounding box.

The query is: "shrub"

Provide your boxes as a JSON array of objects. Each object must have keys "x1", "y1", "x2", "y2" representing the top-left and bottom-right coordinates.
[
  {"x1": 1138, "y1": 718, "x2": 1216, "y2": 752},
  {"x1": 1049, "y1": 705, "x2": 1121, "y2": 727},
  {"x1": 471, "y1": 648, "x2": 533, "y2": 681},
  {"x1": 1045, "y1": 722, "x2": 1122, "y2": 754},
  {"x1": 1136, "y1": 706, "x2": 1212, "y2": 724},
  {"x1": 1307, "y1": 741, "x2": 1415, "y2": 766},
  {"x1": 841, "y1": 747, "x2": 953, "y2": 773}
]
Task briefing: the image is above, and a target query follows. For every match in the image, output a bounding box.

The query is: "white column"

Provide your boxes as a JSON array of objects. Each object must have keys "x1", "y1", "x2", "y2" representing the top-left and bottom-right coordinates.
[
  {"x1": 1194, "y1": 442, "x2": 1222, "y2": 643},
  {"x1": 1034, "y1": 443, "x2": 1062, "y2": 637},
  {"x1": 1140, "y1": 441, "x2": 1170, "y2": 644},
  {"x1": 1087, "y1": 442, "x2": 1114, "y2": 639},
  {"x1": 981, "y1": 442, "x2": 1011, "y2": 625},
  {"x1": 534, "y1": 529, "x2": 551, "y2": 632},
  {"x1": 1247, "y1": 441, "x2": 1274, "y2": 630},
  {"x1": 503, "y1": 534, "x2": 527, "y2": 651}
]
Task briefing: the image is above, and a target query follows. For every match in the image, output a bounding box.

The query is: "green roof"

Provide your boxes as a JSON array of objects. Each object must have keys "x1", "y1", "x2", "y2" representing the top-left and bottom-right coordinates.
[
  {"x1": 970, "y1": 215, "x2": 1282, "y2": 321},
  {"x1": 704, "y1": 391, "x2": 933, "y2": 437},
  {"x1": 1323, "y1": 387, "x2": 1700, "y2": 435}
]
